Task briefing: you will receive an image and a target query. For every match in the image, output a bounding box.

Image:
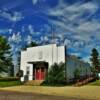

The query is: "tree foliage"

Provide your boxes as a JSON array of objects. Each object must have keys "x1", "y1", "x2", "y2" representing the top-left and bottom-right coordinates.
[
  {"x1": 90, "y1": 48, "x2": 100, "y2": 72},
  {"x1": 16, "y1": 70, "x2": 23, "y2": 77},
  {"x1": 0, "y1": 36, "x2": 13, "y2": 74},
  {"x1": 22, "y1": 41, "x2": 38, "y2": 50},
  {"x1": 45, "y1": 63, "x2": 65, "y2": 85}
]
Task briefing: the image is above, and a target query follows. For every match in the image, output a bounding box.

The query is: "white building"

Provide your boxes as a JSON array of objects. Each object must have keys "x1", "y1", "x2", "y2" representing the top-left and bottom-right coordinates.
[
  {"x1": 66, "y1": 55, "x2": 92, "y2": 82},
  {"x1": 20, "y1": 44, "x2": 65, "y2": 81},
  {"x1": 20, "y1": 44, "x2": 91, "y2": 82}
]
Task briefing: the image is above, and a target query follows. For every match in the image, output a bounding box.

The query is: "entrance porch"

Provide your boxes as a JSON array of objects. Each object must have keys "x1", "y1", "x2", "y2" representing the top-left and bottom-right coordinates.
[{"x1": 28, "y1": 61, "x2": 48, "y2": 80}]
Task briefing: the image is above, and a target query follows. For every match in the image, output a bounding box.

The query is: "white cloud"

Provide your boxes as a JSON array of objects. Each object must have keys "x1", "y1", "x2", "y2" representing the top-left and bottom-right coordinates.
[
  {"x1": 83, "y1": 56, "x2": 91, "y2": 63},
  {"x1": 36, "y1": 32, "x2": 41, "y2": 35},
  {"x1": 45, "y1": 0, "x2": 100, "y2": 43},
  {"x1": 10, "y1": 44, "x2": 15, "y2": 51},
  {"x1": 12, "y1": 12, "x2": 24, "y2": 22},
  {"x1": 77, "y1": 21, "x2": 100, "y2": 32},
  {"x1": 42, "y1": 0, "x2": 100, "y2": 60},
  {"x1": 64, "y1": 39, "x2": 71, "y2": 46},
  {"x1": 0, "y1": 11, "x2": 24, "y2": 22},
  {"x1": 32, "y1": 0, "x2": 38, "y2": 5},
  {"x1": 8, "y1": 32, "x2": 22, "y2": 44},
  {"x1": 28, "y1": 25, "x2": 35, "y2": 35},
  {"x1": 21, "y1": 26, "x2": 25, "y2": 32},
  {"x1": 26, "y1": 35, "x2": 33, "y2": 44},
  {"x1": 0, "y1": 28, "x2": 9, "y2": 34},
  {"x1": 28, "y1": 25, "x2": 41, "y2": 35},
  {"x1": 32, "y1": 0, "x2": 46, "y2": 5},
  {"x1": 40, "y1": 36, "x2": 49, "y2": 42},
  {"x1": 66, "y1": 2, "x2": 97, "y2": 13},
  {"x1": 8, "y1": 29, "x2": 13, "y2": 34},
  {"x1": 70, "y1": 52, "x2": 81, "y2": 57},
  {"x1": 44, "y1": 36, "x2": 49, "y2": 41}
]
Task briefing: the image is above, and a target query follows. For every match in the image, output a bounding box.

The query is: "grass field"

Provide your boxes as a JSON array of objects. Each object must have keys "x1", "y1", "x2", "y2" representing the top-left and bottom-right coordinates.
[
  {"x1": 1, "y1": 85, "x2": 100, "y2": 100},
  {"x1": 0, "y1": 81, "x2": 22, "y2": 87},
  {"x1": 89, "y1": 80, "x2": 100, "y2": 86},
  {"x1": 0, "y1": 80, "x2": 100, "y2": 100}
]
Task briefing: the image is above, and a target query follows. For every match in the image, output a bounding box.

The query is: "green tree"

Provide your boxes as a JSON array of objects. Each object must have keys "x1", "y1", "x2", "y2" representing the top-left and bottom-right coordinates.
[
  {"x1": 0, "y1": 36, "x2": 13, "y2": 75},
  {"x1": 16, "y1": 70, "x2": 23, "y2": 78},
  {"x1": 45, "y1": 62, "x2": 65, "y2": 85},
  {"x1": 90, "y1": 48, "x2": 100, "y2": 72}
]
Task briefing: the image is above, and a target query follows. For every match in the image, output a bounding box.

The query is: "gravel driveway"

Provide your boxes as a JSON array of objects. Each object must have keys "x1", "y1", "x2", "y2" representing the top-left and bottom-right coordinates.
[{"x1": 0, "y1": 91, "x2": 91, "y2": 100}]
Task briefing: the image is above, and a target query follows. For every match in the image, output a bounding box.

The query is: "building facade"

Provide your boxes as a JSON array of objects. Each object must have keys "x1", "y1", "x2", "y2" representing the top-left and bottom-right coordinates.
[
  {"x1": 20, "y1": 44, "x2": 91, "y2": 82},
  {"x1": 20, "y1": 44, "x2": 65, "y2": 81},
  {"x1": 66, "y1": 55, "x2": 92, "y2": 82}
]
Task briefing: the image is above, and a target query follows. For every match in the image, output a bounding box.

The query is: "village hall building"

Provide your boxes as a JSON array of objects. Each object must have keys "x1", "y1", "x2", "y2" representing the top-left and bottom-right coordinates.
[{"x1": 20, "y1": 44, "x2": 91, "y2": 82}]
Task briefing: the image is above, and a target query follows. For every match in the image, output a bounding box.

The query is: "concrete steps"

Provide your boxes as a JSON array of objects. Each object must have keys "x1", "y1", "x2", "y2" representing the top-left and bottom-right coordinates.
[{"x1": 24, "y1": 80, "x2": 44, "y2": 86}]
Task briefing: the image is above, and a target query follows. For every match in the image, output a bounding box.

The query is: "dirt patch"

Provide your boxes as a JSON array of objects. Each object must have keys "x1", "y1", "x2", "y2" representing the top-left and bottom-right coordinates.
[{"x1": 1, "y1": 86, "x2": 100, "y2": 100}]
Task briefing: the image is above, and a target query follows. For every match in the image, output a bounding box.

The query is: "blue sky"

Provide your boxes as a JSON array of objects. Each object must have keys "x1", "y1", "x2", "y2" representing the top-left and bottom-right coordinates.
[{"x1": 0, "y1": 0, "x2": 100, "y2": 63}]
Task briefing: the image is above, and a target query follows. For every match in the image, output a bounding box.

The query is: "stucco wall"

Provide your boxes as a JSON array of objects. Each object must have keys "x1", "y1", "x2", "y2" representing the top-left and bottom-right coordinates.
[{"x1": 20, "y1": 44, "x2": 65, "y2": 81}]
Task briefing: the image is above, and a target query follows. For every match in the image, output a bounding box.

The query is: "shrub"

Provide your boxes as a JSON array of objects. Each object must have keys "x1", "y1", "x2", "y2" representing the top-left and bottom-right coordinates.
[
  {"x1": 0, "y1": 77, "x2": 19, "y2": 82},
  {"x1": 16, "y1": 70, "x2": 23, "y2": 77},
  {"x1": 0, "y1": 77, "x2": 22, "y2": 87},
  {"x1": 44, "y1": 62, "x2": 66, "y2": 86},
  {"x1": 0, "y1": 81, "x2": 22, "y2": 87}
]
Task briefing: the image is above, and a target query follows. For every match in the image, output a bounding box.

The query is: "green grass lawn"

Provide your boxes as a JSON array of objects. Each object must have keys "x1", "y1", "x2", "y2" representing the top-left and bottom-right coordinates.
[
  {"x1": 0, "y1": 81, "x2": 22, "y2": 87},
  {"x1": 89, "y1": 80, "x2": 100, "y2": 86}
]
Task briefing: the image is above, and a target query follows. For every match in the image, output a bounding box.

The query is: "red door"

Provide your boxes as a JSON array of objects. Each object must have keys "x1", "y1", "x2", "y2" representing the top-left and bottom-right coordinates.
[
  {"x1": 36, "y1": 68, "x2": 40, "y2": 80},
  {"x1": 41, "y1": 68, "x2": 45, "y2": 80},
  {"x1": 35, "y1": 68, "x2": 45, "y2": 80}
]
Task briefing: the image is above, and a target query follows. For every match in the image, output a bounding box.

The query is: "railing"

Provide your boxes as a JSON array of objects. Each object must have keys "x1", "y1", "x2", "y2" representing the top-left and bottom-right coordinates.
[{"x1": 74, "y1": 76, "x2": 96, "y2": 86}]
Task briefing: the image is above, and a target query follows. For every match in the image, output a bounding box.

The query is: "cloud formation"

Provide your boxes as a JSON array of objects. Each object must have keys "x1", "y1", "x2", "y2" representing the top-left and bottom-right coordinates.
[
  {"x1": 8, "y1": 32, "x2": 22, "y2": 44},
  {"x1": 41, "y1": 0, "x2": 100, "y2": 60},
  {"x1": 0, "y1": 0, "x2": 100, "y2": 63},
  {"x1": 32, "y1": 0, "x2": 38, "y2": 5},
  {"x1": 0, "y1": 10, "x2": 24, "y2": 22}
]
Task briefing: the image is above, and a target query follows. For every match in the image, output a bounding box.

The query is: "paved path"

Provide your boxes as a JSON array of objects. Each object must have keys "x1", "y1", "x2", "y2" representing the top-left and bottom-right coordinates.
[{"x1": 0, "y1": 91, "x2": 91, "y2": 100}]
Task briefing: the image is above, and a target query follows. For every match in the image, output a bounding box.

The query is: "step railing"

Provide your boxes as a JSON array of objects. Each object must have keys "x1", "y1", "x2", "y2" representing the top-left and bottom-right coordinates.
[{"x1": 75, "y1": 76, "x2": 95, "y2": 86}]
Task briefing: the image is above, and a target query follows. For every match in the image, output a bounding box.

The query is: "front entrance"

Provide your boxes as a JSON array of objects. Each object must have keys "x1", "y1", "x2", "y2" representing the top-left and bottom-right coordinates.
[
  {"x1": 33, "y1": 62, "x2": 48, "y2": 80},
  {"x1": 35, "y1": 68, "x2": 45, "y2": 80}
]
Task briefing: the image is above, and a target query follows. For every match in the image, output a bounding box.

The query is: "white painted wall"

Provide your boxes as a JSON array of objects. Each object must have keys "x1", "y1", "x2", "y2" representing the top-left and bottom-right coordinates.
[
  {"x1": 20, "y1": 44, "x2": 65, "y2": 81},
  {"x1": 58, "y1": 46, "x2": 65, "y2": 63},
  {"x1": 20, "y1": 51, "x2": 28, "y2": 81},
  {"x1": 20, "y1": 44, "x2": 91, "y2": 82}
]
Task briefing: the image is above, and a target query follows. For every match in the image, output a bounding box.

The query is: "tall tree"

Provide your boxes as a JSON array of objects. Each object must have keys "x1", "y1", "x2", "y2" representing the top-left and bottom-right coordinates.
[
  {"x1": 90, "y1": 48, "x2": 100, "y2": 72},
  {"x1": 28, "y1": 41, "x2": 38, "y2": 47},
  {"x1": 0, "y1": 36, "x2": 13, "y2": 75}
]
